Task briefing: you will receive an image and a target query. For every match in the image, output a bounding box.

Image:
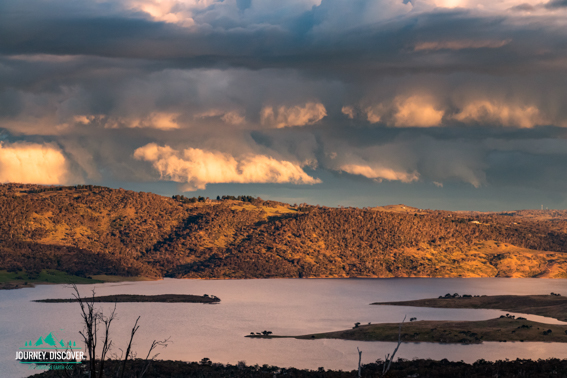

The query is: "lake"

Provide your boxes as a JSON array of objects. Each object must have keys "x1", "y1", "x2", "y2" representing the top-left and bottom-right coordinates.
[{"x1": 2, "y1": 278, "x2": 567, "y2": 377}]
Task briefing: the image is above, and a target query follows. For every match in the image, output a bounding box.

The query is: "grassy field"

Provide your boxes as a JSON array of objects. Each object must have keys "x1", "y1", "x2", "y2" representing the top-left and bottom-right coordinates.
[
  {"x1": 248, "y1": 317, "x2": 567, "y2": 344},
  {"x1": 0, "y1": 269, "x2": 103, "y2": 289},
  {"x1": 0, "y1": 269, "x2": 156, "y2": 289},
  {"x1": 90, "y1": 274, "x2": 154, "y2": 282}
]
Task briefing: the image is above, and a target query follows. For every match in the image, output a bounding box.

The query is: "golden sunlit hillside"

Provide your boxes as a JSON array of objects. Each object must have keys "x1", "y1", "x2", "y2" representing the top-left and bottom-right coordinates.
[{"x1": 2, "y1": 183, "x2": 567, "y2": 282}]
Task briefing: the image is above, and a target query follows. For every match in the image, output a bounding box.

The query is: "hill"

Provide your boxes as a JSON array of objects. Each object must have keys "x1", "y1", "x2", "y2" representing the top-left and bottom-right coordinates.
[{"x1": 1, "y1": 183, "x2": 567, "y2": 282}]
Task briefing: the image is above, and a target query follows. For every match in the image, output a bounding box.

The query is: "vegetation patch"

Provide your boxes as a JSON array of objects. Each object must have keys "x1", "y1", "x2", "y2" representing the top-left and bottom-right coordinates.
[{"x1": 0, "y1": 269, "x2": 102, "y2": 289}]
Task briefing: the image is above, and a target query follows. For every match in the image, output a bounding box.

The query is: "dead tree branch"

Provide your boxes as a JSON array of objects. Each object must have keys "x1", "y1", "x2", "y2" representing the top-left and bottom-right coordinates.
[
  {"x1": 357, "y1": 347, "x2": 362, "y2": 378},
  {"x1": 382, "y1": 315, "x2": 406, "y2": 376},
  {"x1": 119, "y1": 316, "x2": 140, "y2": 378}
]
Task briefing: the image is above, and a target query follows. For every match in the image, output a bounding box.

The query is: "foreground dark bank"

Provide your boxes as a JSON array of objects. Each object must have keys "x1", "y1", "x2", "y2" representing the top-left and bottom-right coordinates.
[{"x1": 31, "y1": 358, "x2": 567, "y2": 377}]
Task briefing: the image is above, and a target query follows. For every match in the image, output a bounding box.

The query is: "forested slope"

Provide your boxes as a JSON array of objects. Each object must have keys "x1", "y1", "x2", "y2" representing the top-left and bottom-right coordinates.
[{"x1": 1, "y1": 183, "x2": 567, "y2": 280}]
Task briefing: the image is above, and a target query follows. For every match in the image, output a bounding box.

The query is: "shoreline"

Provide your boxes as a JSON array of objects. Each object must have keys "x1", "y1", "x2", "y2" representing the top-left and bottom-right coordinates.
[
  {"x1": 0, "y1": 269, "x2": 159, "y2": 290},
  {"x1": 3, "y1": 273, "x2": 567, "y2": 291}
]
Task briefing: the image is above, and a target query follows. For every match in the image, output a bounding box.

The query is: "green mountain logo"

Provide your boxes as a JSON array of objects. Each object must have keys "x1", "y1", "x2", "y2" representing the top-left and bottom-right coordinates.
[
  {"x1": 21, "y1": 333, "x2": 80, "y2": 350},
  {"x1": 44, "y1": 333, "x2": 56, "y2": 346}
]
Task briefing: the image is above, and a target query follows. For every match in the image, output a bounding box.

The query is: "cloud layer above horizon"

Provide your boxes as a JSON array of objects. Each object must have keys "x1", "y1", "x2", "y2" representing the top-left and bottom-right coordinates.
[{"x1": 1, "y1": 0, "x2": 567, "y2": 209}]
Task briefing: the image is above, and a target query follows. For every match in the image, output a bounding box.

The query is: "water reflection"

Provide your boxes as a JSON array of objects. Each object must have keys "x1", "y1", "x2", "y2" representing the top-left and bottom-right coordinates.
[{"x1": 1, "y1": 278, "x2": 567, "y2": 377}]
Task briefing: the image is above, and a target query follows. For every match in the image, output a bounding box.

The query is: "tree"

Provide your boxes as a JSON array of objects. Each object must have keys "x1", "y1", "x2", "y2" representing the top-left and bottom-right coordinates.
[
  {"x1": 357, "y1": 315, "x2": 406, "y2": 378},
  {"x1": 64, "y1": 284, "x2": 169, "y2": 378}
]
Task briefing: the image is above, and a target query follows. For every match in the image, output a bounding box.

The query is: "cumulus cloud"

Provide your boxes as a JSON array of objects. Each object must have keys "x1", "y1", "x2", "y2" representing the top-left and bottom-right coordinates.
[
  {"x1": 260, "y1": 102, "x2": 327, "y2": 128},
  {"x1": 341, "y1": 106, "x2": 355, "y2": 119},
  {"x1": 123, "y1": 112, "x2": 181, "y2": 130},
  {"x1": 133, "y1": 143, "x2": 321, "y2": 190},
  {"x1": 124, "y1": 0, "x2": 323, "y2": 27},
  {"x1": 318, "y1": 135, "x2": 488, "y2": 188},
  {"x1": 339, "y1": 164, "x2": 420, "y2": 183},
  {"x1": 75, "y1": 113, "x2": 181, "y2": 130},
  {"x1": 453, "y1": 100, "x2": 548, "y2": 128},
  {"x1": 393, "y1": 96, "x2": 445, "y2": 127},
  {"x1": 345, "y1": 96, "x2": 445, "y2": 127},
  {"x1": 139, "y1": 112, "x2": 181, "y2": 130},
  {"x1": 0, "y1": 142, "x2": 70, "y2": 184},
  {"x1": 124, "y1": 0, "x2": 209, "y2": 26},
  {"x1": 364, "y1": 104, "x2": 385, "y2": 124},
  {"x1": 194, "y1": 109, "x2": 245, "y2": 125}
]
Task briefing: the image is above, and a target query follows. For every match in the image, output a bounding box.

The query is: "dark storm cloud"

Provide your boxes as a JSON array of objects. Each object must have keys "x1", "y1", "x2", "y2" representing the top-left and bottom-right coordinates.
[
  {"x1": 1, "y1": 0, "x2": 566, "y2": 76},
  {"x1": 1, "y1": 0, "x2": 567, "y2": 208},
  {"x1": 545, "y1": 0, "x2": 567, "y2": 8}
]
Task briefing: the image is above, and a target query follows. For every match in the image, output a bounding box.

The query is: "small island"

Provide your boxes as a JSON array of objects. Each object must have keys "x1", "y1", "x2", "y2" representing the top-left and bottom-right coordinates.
[{"x1": 34, "y1": 294, "x2": 220, "y2": 304}]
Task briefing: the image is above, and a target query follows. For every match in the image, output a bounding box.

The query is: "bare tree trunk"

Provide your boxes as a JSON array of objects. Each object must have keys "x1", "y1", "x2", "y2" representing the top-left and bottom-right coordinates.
[
  {"x1": 119, "y1": 316, "x2": 140, "y2": 378},
  {"x1": 98, "y1": 303, "x2": 117, "y2": 378},
  {"x1": 383, "y1": 315, "x2": 406, "y2": 376},
  {"x1": 73, "y1": 285, "x2": 99, "y2": 378},
  {"x1": 357, "y1": 347, "x2": 362, "y2": 378},
  {"x1": 71, "y1": 284, "x2": 169, "y2": 378},
  {"x1": 138, "y1": 338, "x2": 170, "y2": 378}
]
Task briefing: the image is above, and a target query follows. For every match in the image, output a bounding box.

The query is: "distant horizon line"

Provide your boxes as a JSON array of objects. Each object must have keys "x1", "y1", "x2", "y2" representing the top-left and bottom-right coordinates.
[{"x1": 0, "y1": 182, "x2": 564, "y2": 213}]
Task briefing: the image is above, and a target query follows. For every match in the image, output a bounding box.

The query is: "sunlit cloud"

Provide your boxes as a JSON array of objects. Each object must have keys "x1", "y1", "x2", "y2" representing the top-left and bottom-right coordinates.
[
  {"x1": 131, "y1": 112, "x2": 181, "y2": 129},
  {"x1": 0, "y1": 142, "x2": 70, "y2": 185},
  {"x1": 428, "y1": 0, "x2": 544, "y2": 11},
  {"x1": 133, "y1": 143, "x2": 321, "y2": 190},
  {"x1": 341, "y1": 106, "x2": 355, "y2": 119},
  {"x1": 338, "y1": 164, "x2": 420, "y2": 183},
  {"x1": 453, "y1": 100, "x2": 548, "y2": 128},
  {"x1": 76, "y1": 113, "x2": 181, "y2": 129},
  {"x1": 393, "y1": 96, "x2": 445, "y2": 127},
  {"x1": 364, "y1": 104, "x2": 386, "y2": 124},
  {"x1": 346, "y1": 96, "x2": 444, "y2": 127},
  {"x1": 124, "y1": 0, "x2": 212, "y2": 26},
  {"x1": 194, "y1": 109, "x2": 246, "y2": 125},
  {"x1": 260, "y1": 102, "x2": 327, "y2": 128}
]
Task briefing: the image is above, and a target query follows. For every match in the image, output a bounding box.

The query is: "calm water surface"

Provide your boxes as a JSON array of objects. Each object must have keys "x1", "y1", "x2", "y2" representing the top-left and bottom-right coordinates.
[{"x1": 2, "y1": 278, "x2": 567, "y2": 377}]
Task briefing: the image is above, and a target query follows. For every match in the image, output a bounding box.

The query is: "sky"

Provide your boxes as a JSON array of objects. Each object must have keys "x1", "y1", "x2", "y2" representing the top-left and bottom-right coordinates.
[{"x1": 1, "y1": 0, "x2": 567, "y2": 211}]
